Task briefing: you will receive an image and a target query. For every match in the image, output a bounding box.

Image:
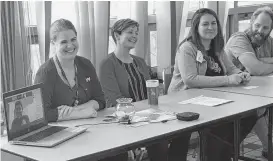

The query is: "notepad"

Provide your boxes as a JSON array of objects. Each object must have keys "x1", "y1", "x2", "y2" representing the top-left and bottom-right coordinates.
[{"x1": 179, "y1": 95, "x2": 233, "y2": 106}]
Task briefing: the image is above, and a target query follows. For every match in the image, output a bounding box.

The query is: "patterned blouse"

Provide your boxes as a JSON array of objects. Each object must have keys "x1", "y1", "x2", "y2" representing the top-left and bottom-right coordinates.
[
  {"x1": 205, "y1": 48, "x2": 224, "y2": 76},
  {"x1": 117, "y1": 59, "x2": 147, "y2": 102}
]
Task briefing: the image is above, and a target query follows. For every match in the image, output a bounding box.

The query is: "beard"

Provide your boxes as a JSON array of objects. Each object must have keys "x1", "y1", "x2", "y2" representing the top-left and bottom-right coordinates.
[{"x1": 246, "y1": 28, "x2": 270, "y2": 48}]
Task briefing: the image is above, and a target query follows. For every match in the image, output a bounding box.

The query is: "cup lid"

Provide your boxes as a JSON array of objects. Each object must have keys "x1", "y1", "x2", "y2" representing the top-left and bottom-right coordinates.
[
  {"x1": 146, "y1": 80, "x2": 159, "y2": 87},
  {"x1": 116, "y1": 98, "x2": 133, "y2": 103}
]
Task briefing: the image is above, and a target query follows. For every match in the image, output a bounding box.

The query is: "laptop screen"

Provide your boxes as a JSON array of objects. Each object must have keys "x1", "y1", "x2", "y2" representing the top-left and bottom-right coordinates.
[{"x1": 3, "y1": 84, "x2": 47, "y2": 140}]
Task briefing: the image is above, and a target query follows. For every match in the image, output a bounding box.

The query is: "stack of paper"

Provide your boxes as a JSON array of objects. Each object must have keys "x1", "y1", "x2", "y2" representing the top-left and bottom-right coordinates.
[{"x1": 179, "y1": 95, "x2": 233, "y2": 106}]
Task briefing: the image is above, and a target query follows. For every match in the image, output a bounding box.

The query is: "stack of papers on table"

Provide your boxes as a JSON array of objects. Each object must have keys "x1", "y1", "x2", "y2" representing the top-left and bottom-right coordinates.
[{"x1": 178, "y1": 95, "x2": 233, "y2": 106}]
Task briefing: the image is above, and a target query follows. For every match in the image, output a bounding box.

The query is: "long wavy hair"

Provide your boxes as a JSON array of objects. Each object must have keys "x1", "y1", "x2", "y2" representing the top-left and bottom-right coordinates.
[{"x1": 177, "y1": 8, "x2": 225, "y2": 55}]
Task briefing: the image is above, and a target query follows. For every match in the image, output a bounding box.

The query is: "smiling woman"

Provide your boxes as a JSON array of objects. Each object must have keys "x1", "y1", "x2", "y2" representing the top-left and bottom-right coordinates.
[
  {"x1": 34, "y1": 19, "x2": 106, "y2": 123},
  {"x1": 99, "y1": 18, "x2": 192, "y2": 161},
  {"x1": 50, "y1": 30, "x2": 79, "y2": 61},
  {"x1": 167, "y1": 8, "x2": 257, "y2": 161},
  {"x1": 198, "y1": 14, "x2": 218, "y2": 44}
]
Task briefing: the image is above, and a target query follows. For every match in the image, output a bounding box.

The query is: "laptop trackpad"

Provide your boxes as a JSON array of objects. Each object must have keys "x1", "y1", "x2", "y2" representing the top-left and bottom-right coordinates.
[{"x1": 37, "y1": 127, "x2": 85, "y2": 144}]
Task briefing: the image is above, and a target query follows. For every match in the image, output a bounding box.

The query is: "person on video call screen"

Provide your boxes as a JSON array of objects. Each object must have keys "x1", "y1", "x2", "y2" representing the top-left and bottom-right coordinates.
[{"x1": 10, "y1": 100, "x2": 30, "y2": 132}]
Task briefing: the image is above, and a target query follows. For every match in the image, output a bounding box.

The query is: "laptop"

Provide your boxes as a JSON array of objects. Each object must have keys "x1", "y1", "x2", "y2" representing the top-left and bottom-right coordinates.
[{"x1": 2, "y1": 83, "x2": 87, "y2": 147}]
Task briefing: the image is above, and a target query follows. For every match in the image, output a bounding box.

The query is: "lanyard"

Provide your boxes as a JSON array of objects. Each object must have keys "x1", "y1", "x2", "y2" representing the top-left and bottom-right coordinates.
[{"x1": 55, "y1": 56, "x2": 79, "y2": 106}]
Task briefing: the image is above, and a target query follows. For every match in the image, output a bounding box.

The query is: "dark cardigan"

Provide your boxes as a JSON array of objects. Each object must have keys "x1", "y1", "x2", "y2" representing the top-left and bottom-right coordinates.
[
  {"x1": 99, "y1": 53, "x2": 151, "y2": 108},
  {"x1": 34, "y1": 56, "x2": 105, "y2": 122}
]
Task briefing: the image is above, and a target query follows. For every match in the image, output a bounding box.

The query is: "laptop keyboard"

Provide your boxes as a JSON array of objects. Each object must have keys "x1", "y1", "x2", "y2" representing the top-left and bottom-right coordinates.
[{"x1": 20, "y1": 126, "x2": 68, "y2": 142}]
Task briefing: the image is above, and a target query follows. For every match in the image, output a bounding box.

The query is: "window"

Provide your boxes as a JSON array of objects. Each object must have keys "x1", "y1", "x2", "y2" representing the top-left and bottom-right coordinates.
[
  {"x1": 226, "y1": 1, "x2": 235, "y2": 8},
  {"x1": 110, "y1": 1, "x2": 131, "y2": 19},
  {"x1": 23, "y1": 2, "x2": 40, "y2": 84},
  {"x1": 150, "y1": 31, "x2": 157, "y2": 67},
  {"x1": 238, "y1": 1, "x2": 271, "y2": 7},
  {"x1": 25, "y1": 1, "x2": 37, "y2": 26},
  {"x1": 238, "y1": 20, "x2": 250, "y2": 32},
  {"x1": 148, "y1": 1, "x2": 156, "y2": 15},
  {"x1": 184, "y1": 27, "x2": 191, "y2": 39},
  {"x1": 189, "y1": 1, "x2": 207, "y2": 11},
  {"x1": 51, "y1": 1, "x2": 77, "y2": 25},
  {"x1": 108, "y1": 36, "x2": 116, "y2": 54}
]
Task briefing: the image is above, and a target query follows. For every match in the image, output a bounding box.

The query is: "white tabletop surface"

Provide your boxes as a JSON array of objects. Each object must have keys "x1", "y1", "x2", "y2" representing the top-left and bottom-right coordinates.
[
  {"x1": 204, "y1": 76, "x2": 273, "y2": 98},
  {"x1": 1, "y1": 89, "x2": 273, "y2": 161}
]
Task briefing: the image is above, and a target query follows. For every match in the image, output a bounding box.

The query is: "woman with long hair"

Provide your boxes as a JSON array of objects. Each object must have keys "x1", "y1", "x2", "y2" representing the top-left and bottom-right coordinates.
[{"x1": 168, "y1": 8, "x2": 257, "y2": 161}]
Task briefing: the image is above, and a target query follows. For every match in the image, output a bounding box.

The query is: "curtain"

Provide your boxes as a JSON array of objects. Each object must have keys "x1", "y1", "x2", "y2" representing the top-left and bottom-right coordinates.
[
  {"x1": 1, "y1": 1, "x2": 16, "y2": 93},
  {"x1": 130, "y1": 2, "x2": 149, "y2": 61},
  {"x1": 74, "y1": 1, "x2": 110, "y2": 74},
  {"x1": 1, "y1": 1, "x2": 32, "y2": 94},
  {"x1": 75, "y1": 1, "x2": 95, "y2": 63},
  {"x1": 35, "y1": 1, "x2": 51, "y2": 64}
]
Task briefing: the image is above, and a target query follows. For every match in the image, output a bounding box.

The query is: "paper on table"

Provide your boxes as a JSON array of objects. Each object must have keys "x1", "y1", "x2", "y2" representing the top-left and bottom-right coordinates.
[
  {"x1": 243, "y1": 86, "x2": 259, "y2": 89},
  {"x1": 128, "y1": 122, "x2": 149, "y2": 127},
  {"x1": 149, "y1": 114, "x2": 176, "y2": 123},
  {"x1": 131, "y1": 116, "x2": 149, "y2": 123},
  {"x1": 131, "y1": 111, "x2": 176, "y2": 123},
  {"x1": 135, "y1": 108, "x2": 158, "y2": 117},
  {"x1": 179, "y1": 95, "x2": 233, "y2": 106},
  {"x1": 128, "y1": 109, "x2": 177, "y2": 126}
]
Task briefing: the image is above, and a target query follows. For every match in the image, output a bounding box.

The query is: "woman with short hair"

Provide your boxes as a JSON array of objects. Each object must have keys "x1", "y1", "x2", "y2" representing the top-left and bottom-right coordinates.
[{"x1": 99, "y1": 18, "x2": 191, "y2": 161}]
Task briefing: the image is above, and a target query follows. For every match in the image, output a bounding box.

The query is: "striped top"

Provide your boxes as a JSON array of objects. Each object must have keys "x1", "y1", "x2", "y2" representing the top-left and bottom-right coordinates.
[{"x1": 117, "y1": 58, "x2": 147, "y2": 102}]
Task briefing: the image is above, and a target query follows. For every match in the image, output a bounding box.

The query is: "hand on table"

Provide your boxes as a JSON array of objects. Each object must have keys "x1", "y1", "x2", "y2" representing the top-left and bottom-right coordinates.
[
  {"x1": 228, "y1": 74, "x2": 243, "y2": 85},
  {"x1": 239, "y1": 72, "x2": 251, "y2": 84}
]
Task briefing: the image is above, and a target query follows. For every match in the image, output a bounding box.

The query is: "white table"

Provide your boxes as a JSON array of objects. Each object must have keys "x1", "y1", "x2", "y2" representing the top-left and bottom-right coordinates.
[
  {"x1": 204, "y1": 76, "x2": 273, "y2": 161},
  {"x1": 1, "y1": 89, "x2": 273, "y2": 161},
  {"x1": 204, "y1": 76, "x2": 273, "y2": 98}
]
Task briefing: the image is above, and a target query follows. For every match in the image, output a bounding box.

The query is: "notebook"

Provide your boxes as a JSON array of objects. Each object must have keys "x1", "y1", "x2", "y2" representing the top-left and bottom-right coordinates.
[{"x1": 2, "y1": 83, "x2": 87, "y2": 147}]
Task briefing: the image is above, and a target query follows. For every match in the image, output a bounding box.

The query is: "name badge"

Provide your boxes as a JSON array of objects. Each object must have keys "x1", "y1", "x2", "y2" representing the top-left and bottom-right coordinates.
[
  {"x1": 86, "y1": 77, "x2": 91, "y2": 82},
  {"x1": 196, "y1": 50, "x2": 204, "y2": 63}
]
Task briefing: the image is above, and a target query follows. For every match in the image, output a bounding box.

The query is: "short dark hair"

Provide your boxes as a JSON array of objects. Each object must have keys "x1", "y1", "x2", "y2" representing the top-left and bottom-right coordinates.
[
  {"x1": 251, "y1": 6, "x2": 273, "y2": 28},
  {"x1": 50, "y1": 19, "x2": 77, "y2": 42},
  {"x1": 111, "y1": 18, "x2": 139, "y2": 44},
  {"x1": 178, "y1": 8, "x2": 224, "y2": 55}
]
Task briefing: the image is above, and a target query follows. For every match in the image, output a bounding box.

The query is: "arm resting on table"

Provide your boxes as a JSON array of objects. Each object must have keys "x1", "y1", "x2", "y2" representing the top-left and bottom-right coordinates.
[
  {"x1": 238, "y1": 52, "x2": 273, "y2": 76},
  {"x1": 57, "y1": 100, "x2": 99, "y2": 121}
]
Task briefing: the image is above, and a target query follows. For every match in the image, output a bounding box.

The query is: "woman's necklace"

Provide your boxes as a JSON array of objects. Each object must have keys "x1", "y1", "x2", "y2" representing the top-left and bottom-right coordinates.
[{"x1": 55, "y1": 56, "x2": 79, "y2": 107}]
